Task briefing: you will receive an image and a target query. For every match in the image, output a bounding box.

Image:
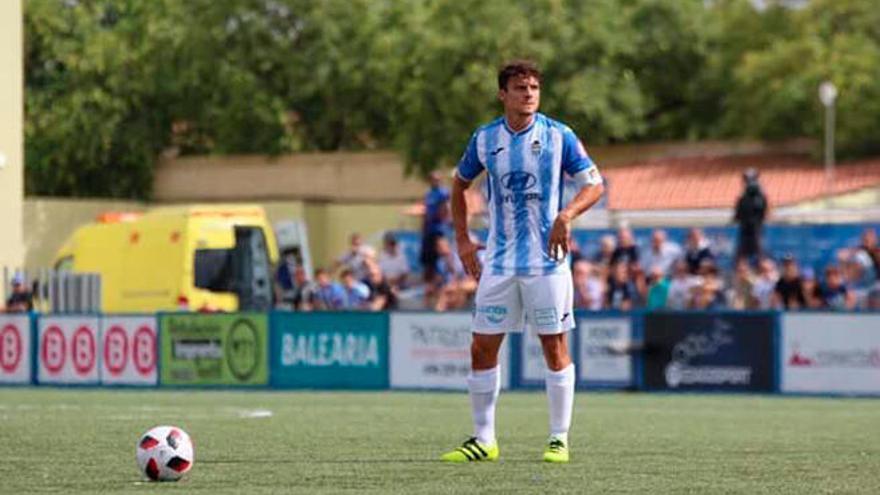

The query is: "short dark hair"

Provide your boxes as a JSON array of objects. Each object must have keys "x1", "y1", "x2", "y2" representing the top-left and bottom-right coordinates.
[{"x1": 498, "y1": 60, "x2": 542, "y2": 90}]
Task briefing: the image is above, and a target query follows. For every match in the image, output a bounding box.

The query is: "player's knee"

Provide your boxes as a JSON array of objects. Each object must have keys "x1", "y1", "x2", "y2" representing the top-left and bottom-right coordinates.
[{"x1": 471, "y1": 340, "x2": 498, "y2": 369}]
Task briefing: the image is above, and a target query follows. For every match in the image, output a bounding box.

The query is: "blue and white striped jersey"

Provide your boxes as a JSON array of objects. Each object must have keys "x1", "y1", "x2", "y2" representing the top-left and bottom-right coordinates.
[{"x1": 456, "y1": 113, "x2": 602, "y2": 276}]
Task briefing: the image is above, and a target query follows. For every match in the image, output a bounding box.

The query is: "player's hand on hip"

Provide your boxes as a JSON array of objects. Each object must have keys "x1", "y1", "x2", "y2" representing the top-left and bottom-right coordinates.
[
  {"x1": 456, "y1": 237, "x2": 484, "y2": 279},
  {"x1": 548, "y1": 211, "x2": 572, "y2": 261}
]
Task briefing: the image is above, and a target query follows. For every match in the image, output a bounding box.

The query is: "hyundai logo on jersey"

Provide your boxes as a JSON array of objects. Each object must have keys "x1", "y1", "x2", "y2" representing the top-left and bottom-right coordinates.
[{"x1": 501, "y1": 171, "x2": 537, "y2": 191}]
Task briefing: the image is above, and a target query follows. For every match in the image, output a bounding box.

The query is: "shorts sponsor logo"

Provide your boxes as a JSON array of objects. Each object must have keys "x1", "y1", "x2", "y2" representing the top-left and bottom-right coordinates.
[
  {"x1": 534, "y1": 308, "x2": 558, "y2": 327},
  {"x1": 477, "y1": 306, "x2": 507, "y2": 325}
]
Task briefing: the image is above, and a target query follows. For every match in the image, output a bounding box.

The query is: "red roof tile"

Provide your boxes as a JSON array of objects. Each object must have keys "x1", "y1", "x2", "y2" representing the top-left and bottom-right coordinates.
[{"x1": 603, "y1": 154, "x2": 880, "y2": 210}]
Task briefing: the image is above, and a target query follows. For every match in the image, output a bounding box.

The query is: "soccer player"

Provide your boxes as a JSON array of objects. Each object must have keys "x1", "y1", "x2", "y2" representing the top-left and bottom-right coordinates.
[{"x1": 440, "y1": 60, "x2": 604, "y2": 463}]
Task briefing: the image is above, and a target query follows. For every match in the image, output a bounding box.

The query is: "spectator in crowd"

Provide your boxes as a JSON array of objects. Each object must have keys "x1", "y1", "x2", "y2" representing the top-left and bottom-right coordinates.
[
  {"x1": 866, "y1": 286, "x2": 880, "y2": 310},
  {"x1": 420, "y1": 171, "x2": 451, "y2": 282},
  {"x1": 4, "y1": 273, "x2": 33, "y2": 313},
  {"x1": 311, "y1": 268, "x2": 345, "y2": 310},
  {"x1": 814, "y1": 265, "x2": 856, "y2": 310},
  {"x1": 428, "y1": 236, "x2": 477, "y2": 310},
  {"x1": 683, "y1": 228, "x2": 715, "y2": 274},
  {"x1": 645, "y1": 265, "x2": 670, "y2": 310},
  {"x1": 362, "y1": 259, "x2": 397, "y2": 310},
  {"x1": 377, "y1": 232, "x2": 410, "y2": 289},
  {"x1": 606, "y1": 261, "x2": 637, "y2": 311},
  {"x1": 751, "y1": 257, "x2": 778, "y2": 309},
  {"x1": 335, "y1": 232, "x2": 375, "y2": 281},
  {"x1": 667, "y1": 259, "x2": 698, "y2": 310},
  {"x1": 733, "y1": 168, "x2": 768, "y2": 264},
  {"x1": 339, "y1": 268, "x2": 371, "y2": 310},
  {"x1": 274, "y1": 248, "x2": 300, "y2": 309},
  {"x1": 572, "y1": 260, "x2": 604, "y2": 311},
  {"x1": 568, "y1": 237, "x2": 584, "y2": 266},
  {"x1": 773, "y1": 255, "x2": 807, "y2": 310},
  {"x1": 641, "y1": 229, "x2": 682, "y2": 276},
  {"x1": 801, "y1": 267, "x2": 820, "y2": 309},
  {"x1": 592, "y1": 234, "x2": 616, "y2": 270},
  {"x1": 691, "y1": 261, "x2": 725, "y2": 310},
  {"x1": 289, "y1": 266, "x2": 313, "y2": 311},
  {"x1": 850, "y1": 227, "x2": 879, "y2": 282},
  {"x1": 610, "y1": 227, "x2": 639, "y2": 266},
  {"x1": 728, "y1": 259, "x2": 757, "y2": 310}
]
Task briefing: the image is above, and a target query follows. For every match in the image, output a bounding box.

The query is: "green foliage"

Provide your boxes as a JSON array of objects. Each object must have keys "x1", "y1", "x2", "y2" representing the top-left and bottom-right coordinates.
[{"x1": 22, "y1": 0, "x2": 880, "y2": 197}]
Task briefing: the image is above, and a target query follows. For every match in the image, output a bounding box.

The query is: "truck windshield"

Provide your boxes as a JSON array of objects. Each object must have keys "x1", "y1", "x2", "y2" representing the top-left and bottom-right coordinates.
[{"x1": 193, "y1": 226, "x2": 272, "y2": 310}]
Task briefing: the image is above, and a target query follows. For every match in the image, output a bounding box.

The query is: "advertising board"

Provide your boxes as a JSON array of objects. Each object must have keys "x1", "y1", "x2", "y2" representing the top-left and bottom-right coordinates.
[
  {"x1": 0, "y1": 315, "x2": 31, "y2": 384},
  {"x1": 578, "y1": 317, "x2": 632, "y2": 385},
  {"x1": 38, "y1": 316, "x2": 100, "y2": 384},
  {"x1": 782, "y1": 313, "x2": 880, "y2": 395},
  {"x1": 100, "y1": 316, "x2": 157, "y2": 385}
]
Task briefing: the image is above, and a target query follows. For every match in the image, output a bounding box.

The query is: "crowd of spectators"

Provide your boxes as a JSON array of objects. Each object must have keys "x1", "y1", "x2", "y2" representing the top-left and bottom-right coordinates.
[
  {"x1": 571, "y1": 226, "x2": 880, "y2": 312},
  {"x1": 274, "y1": 225, "x2": 880, "y2": 314}
]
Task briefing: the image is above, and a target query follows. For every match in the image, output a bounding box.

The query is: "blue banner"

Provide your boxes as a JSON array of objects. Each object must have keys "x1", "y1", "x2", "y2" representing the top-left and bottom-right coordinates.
[
  {"x1": 270, "y1": 312, "x2": 389, "y2": 389},
  {"x1": 642, "y1": 312, "x2": 775, "y2": 392}
]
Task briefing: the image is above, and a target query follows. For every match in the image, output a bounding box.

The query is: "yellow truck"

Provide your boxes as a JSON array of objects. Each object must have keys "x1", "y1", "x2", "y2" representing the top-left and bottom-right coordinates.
[{"x1": 54, "y1": 204, "x2": 279, "y2": 312}]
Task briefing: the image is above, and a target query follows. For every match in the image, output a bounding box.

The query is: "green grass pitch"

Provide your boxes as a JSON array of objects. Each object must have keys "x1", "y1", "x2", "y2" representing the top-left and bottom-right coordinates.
[{"x1": 1, "y1": 389, "x2": 878, "y2": 494}]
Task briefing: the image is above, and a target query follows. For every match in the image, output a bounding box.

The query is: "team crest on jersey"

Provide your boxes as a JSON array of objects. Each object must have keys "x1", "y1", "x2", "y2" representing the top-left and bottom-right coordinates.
[{"x1": 531, "y1": 139, "x2": 541, "y2": 155}]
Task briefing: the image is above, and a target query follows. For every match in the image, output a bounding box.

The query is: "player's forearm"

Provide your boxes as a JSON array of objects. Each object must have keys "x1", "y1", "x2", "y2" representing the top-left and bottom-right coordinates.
[
  {"x1": 558, "y1": 183, "x2": 604, "y2": 222},
  {"x1": 451, "y1": 176, "x2": 471, "y2": 242}
]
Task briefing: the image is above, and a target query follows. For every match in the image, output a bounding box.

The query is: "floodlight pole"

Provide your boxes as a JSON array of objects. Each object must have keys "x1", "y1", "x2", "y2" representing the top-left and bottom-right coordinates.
[{"x1": 819, "y1": 81, "x2": 837, "y2": 197}]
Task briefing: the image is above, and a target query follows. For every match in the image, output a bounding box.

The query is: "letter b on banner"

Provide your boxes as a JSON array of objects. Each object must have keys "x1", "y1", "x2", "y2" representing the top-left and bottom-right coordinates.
[
  {"x1": 0, "y1": 315, "x2": 32, "y2": 384},
  {"x1": 101, "y1": 316, "x2": 157, "y2": 385},
  {"x1": 38, "y1": 316, "x2": 100, "y2": 384}
]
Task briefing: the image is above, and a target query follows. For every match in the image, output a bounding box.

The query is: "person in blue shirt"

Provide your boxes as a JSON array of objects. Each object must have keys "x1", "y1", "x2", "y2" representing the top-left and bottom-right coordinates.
[
  {"x1": 310, "y1": 268, "x2": 345, "y2": 311},
  {"x1": 441, "y1": 60, "x2": 604, "y2": 464},
  {"x1": 420, "y1": 171, "x2": 452, "y2": 282}
]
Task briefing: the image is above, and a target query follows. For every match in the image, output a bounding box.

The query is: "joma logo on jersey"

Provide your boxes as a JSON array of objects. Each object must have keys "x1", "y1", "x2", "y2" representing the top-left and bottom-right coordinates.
[{"x1": 501, "y1": 171, "x2": 537, "y2": 191}]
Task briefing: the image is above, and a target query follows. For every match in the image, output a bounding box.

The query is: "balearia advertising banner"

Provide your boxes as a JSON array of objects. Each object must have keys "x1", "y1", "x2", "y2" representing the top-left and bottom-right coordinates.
[
  {"x1": 643, "y1": 312, "x2": 774, "y2": 392},
  {"x1": 271, "y1": 312, "x2": 388, "y2": 389},
  {"x1": 159, "y1": 313, "x2": 268, "y2": 386},
  {"x1": 782, "y1": 313, "x2": 880, "y2": 395},
  {"x1": 389, "y1": 312, "x2": 509, "y2": 390}
]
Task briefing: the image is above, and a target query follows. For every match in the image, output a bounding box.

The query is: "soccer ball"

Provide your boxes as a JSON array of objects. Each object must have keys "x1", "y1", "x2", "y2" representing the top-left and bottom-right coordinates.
[{"x1": 136, "y1": 426, "x2": 194, "y2": 481}]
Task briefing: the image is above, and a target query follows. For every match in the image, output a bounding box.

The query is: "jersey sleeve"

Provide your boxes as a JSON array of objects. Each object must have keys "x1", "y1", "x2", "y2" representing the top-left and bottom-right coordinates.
[
  {"x1": 562, "y1": 127, "x2": 602, "y2": 187},
  {"x1": 455, "y1": 132, "x2": 484, "y2": 182}
]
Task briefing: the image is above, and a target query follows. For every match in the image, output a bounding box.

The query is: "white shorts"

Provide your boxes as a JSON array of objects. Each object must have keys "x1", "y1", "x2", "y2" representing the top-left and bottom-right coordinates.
[{"x1": 472, "y1": 271, "x2": 574, "y2": 335}]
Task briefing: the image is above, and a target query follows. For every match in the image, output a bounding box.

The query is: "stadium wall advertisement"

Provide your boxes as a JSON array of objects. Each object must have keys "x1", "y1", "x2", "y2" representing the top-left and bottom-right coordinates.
[
  {"x1": 389, "y1": 312, "x2": 510, "y2": 390},
  {"x1": 642, "y1": 312, "x2": 775, "y2": 392},
  {"x1": 159, "y1": 313, "x2": 269, "y2": 386},
  {"x1": 100, "y1": 316, "x2": 157, "y2": 386},
  {"x1": 578, "y1": 317, "x2": 633, "y2": 386},
  {"x1": 37, "y1": 315, "x2": 101, "y2": 385},
  {"x1": 781, "y1": 314, "x2": 880, "y2": 395},
  {"x1": 516, "y1": 312, "x2": 634, "y2": 388},
  {"x1": 0, "y1": 314, "x2": 31, "y2": 384},
  {"x1": 271, "y1": 312, "x2": 389, "y2": 389}
]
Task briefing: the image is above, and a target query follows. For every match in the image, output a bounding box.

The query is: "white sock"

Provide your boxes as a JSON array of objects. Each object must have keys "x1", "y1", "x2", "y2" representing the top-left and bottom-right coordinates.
[
  {"x1": 468, "y1": 366, "x2": 500, "y2": 446},
  {"x1": 545, "y1": 363, "x2": 575, "y2": 444}
]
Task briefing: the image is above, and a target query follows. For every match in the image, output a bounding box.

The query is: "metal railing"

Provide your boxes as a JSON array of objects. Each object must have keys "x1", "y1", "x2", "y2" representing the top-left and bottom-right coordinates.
[{"x1": 2, "y1": 267, "x2": 102, "y2": 313}]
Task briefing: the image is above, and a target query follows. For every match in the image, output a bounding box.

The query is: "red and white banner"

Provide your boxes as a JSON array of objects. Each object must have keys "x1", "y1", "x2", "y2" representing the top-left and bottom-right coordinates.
[
  {"x1": 0, "y1": 315, "x2": 32, "y2": 384},
  {"x1": 38, "y1": 316, "x2": 100, "y2": 384},
  {"x1": 100, "y1": 316, "x2": 158, "y2": 385},
  {"x1": 782, "y1": 313, "x2": 880, "y2": 395}
]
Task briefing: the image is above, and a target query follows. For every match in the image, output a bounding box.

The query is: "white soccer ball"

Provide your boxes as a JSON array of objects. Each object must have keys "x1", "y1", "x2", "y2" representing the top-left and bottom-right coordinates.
[{"x1": 136, "y1": 426, "x2": 194, "y2": 482}]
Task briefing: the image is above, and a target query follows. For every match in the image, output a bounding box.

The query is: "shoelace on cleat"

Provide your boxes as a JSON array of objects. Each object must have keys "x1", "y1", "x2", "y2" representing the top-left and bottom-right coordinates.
[{"x1": 548, "y1": 439, "x2": 566, "y2": 453}]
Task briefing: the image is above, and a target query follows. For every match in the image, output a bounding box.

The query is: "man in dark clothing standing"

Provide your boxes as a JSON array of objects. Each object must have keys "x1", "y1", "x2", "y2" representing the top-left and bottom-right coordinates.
[
  {"x1": 420, "y1": 171, "x2": 451, "y2": 282},
  {"x1": 734, "y1": 168, "x2": 768, "y2": 264}
]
